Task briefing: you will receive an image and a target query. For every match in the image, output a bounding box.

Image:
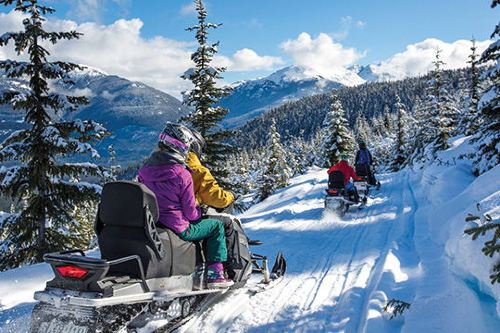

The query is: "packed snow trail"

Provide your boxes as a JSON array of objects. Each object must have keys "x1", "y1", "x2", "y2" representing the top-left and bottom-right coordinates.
[
  {"x1": 180, "y1": 169, "x2": 420, "y2": 333},
  {"x1": 181, "y1": 160, "x2": 499, "y2": 333}
]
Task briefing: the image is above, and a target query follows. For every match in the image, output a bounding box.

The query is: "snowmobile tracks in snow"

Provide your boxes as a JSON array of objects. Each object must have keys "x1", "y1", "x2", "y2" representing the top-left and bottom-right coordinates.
[{"x1": 166, "y1": 172, "x2": 421, "y2": 332}]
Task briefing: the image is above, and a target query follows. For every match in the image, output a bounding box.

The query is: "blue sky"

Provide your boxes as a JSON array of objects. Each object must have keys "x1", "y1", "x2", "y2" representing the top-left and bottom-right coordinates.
[{"x1": 0, "y1": 0, "x2": 498, "y2": 95}]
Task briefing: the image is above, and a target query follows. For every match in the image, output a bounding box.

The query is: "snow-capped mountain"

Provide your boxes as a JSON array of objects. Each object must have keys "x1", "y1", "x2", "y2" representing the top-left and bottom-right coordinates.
[
  {"x1": 220, "y1": 65, "x2": 375, "y2": 128},
  {"x1": 0, "y1": 67, "x2": 189, "y2": 163}
]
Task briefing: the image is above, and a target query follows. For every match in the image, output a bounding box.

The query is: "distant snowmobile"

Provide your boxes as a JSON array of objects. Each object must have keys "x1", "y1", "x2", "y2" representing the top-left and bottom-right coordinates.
[
  {"x1": 29, "y1": 181, "x2": 286, "y2": 333},
  {"x1": 324, "y1": 171, "x2": 366, "y2": 216},
  {"x1": 355, "y1": 164, "x2": 380, "y2": 191}
]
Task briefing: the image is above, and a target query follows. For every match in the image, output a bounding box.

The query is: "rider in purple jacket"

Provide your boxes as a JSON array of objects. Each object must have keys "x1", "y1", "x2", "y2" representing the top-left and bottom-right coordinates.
[
  {"x1": 138, "y1": 123, "x2": 233, "y2": 289},
  {"x1": 139, "y1": 162, "x2": 201, "y2": 233}
]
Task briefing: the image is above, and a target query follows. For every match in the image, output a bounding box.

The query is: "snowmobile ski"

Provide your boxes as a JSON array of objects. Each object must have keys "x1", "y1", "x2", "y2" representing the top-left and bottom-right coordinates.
[{"x1": 248, "y1": 252, "x2": 287, "y2": 295}]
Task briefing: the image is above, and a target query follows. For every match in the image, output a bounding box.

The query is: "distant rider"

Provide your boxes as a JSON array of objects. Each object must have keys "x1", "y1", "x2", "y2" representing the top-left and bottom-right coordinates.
[
  {"x1": 327, "y1": 154, "x2": 362, "y2": 202},
  {"x1": 355, "y1": 141, "x2": 379, "y2": 188},
  {"x1": 138, "y1": 122, "x2": 233, "y2": 289}
]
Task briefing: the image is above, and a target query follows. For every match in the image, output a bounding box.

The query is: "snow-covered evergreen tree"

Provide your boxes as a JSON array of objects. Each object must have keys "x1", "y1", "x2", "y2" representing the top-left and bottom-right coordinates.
[
  {"x1": 391, "y1": 95, "x2": 408, "y2": 170},
  {"x1": 259, "y1": 119, "x2": 291, "y2": 200},
  {"x1": 181, "y1": 0, "x2": 233, "y2": 180},
  {"x1": 463, "y1": 39, "x2": 483, "y2": 135},
  {"x1": 372, "y1": 113, "x2": 389, "y2": 138},
  {"x1": 0, "y1": 0, "x2": 108, "y2": 270},
  {"x1": 354, "y1": 115, "x2": 372, "y2": 146},
  {"x1": 473, "y1": 0, "x2": 500, "y2": 173},
  {"x1": 427, "y1": 50, "x2": 459, "y2": 152},
  {"x1": 320, "y1": 92, "x2": 355, "y2": 166},
  {"x1": 410, "y1": 96, "x2": 429, "y2": 157},
  {"x1": 383, "y1": 104, "x2": 394, "y2": 133}
]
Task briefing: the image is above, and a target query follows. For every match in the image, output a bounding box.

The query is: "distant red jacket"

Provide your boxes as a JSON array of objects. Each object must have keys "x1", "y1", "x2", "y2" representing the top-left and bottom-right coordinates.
[{"x1": 327, "y1": 160, "x2": 362, "y2": 185}]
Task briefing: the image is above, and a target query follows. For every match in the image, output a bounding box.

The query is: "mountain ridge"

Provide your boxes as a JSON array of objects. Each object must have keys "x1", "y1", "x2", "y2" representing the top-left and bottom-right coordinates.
[{"x1": 0, "y1": 67, "x2": 190, "y2": 163}]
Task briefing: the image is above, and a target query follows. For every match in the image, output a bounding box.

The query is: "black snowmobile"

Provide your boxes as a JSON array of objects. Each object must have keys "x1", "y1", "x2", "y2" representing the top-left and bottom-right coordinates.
[
  {"x1": 324, "y1": 171, "x2": 366, "y2": 216},
  {"x1": 29, "y1": 181, "x2": 286, "y2": 333},
  {"x1": 355, "y1": 164, "x2": 380, "y2": 191}
]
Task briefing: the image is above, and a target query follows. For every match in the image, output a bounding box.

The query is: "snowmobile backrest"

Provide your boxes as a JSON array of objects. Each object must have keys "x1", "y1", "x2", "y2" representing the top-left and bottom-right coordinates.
[
  {"x1": 96, "y1": 181, "x2": 198, "y2": 279},
  {"x1": 328, "y1": 171, "x2": 345, "y2": 189},
  {"x1": 98, "y1": 181, "x2": 159, "y2": 228}
]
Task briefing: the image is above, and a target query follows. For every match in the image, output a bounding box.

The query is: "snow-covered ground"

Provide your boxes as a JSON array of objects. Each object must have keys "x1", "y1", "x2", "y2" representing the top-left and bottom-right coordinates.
[{"x1": 1, "y1": 136, "x2": 499, "y2": 333}]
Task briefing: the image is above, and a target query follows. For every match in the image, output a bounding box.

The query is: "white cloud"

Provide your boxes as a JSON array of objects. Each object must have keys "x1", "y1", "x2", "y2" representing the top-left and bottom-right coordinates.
[
  {"x1": 281, "y1": 32, "x2": 365, "y2": 81},
  {"x1": 216, "y1": 48, "x2": 284, "y2": 72},
  {"x1": 180, "y1": 3, "x2": 197, "y2": 16},
  {"x1": 371, "y1": 38, "x2": 491, "y2": 80},
  {"x1": 0, "y1": 11, "x2": 194, "y2": 96},
  {"x1": 356, "y1": 20, "x2": 366, "y2": 28},
  {"x1": 0, "y1": 11, "x2": 285, "y2": 96}
]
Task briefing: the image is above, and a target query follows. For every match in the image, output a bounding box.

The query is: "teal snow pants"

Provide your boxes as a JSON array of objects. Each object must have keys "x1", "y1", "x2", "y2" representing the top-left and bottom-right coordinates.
[{"x1": 177, "y1": 218, "x2": 227, "y2": 263}]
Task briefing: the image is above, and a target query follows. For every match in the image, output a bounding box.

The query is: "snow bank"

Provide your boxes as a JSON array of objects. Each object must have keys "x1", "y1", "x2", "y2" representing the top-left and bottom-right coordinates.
[
  {"x1": 445, "y1": 165, "x2": 500, "y2": 316},
  {"x1": 402, "y1": 135, "x2": 500, "y2": 332}
]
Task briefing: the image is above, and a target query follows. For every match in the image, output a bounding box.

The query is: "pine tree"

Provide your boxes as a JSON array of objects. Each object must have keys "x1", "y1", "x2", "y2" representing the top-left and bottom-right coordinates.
[
  {"x1": 473, "y1": 0, "x2": 500, "y2": 173},
  {"x1": 392, "y1": 95, "x2": 407, "y2": 170},
  {"x1": 410, "y1": 97, "x2": 433, "y2": 163},
  {"x1": 181, "y1": 0, "x2": 233, "y2": 181},
  {"x1": 383, "y1": 104, "x2": 393, "y2": 133},
  {"x1": 0, "y1": 0, "x2": 109, "y2": 270},
  {"x1": 354, "y1": 114, "x2": 372, "y2": 145},
  {"x1": 464, "y1": 39, "x2": 482, "y2": 135},
  {"x1": 320, "y1": 92, "x2": 355, "y2": 166},
  {"x1": 259, "y1": 119, "x2": 291, "y2": 200},
  {"x1": 427, "y1": 50, "x2": 459, "y2": 152}
]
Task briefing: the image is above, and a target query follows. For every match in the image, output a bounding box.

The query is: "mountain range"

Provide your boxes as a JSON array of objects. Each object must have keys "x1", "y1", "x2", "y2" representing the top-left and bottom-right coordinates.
[
  {"x1": 0, "y1": 67, "x2": 189, "y2": 164},
  {"x1": 220, "y1": 65, "x2": 382, "y2": 128},
  {"x1": 0, "y1": 63, "x2": 407, "y2": 165}
]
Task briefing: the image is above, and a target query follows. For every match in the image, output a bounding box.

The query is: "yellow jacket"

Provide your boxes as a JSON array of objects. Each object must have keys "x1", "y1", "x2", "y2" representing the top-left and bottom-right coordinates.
[{"x1": 186, "y1": 152, "x2": 235, "y2": 208}]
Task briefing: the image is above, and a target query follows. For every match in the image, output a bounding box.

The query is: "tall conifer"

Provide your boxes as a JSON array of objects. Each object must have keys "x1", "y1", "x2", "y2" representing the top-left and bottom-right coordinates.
[
  {"x1": 320, "y1": 92, "x2": 355, "y2": 166},
  {"x1": 0, "y1": 0, "x2": 108, "y2": 269},
  {"x1": 182, "y1": 0, "x2": 233, "y2": 180},
  {"x1": 259, "y1": 119, "x2": 291, "y2": 200}
]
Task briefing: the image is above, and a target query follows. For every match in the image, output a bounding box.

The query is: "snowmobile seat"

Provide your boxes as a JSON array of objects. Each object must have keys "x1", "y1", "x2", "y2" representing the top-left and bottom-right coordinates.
[
  {"x1": 96, "y1": 181, "x2": 198, "y2": 279},
  {"x1": 328, "y1": 171, "x2": 345, "y2": 190}
]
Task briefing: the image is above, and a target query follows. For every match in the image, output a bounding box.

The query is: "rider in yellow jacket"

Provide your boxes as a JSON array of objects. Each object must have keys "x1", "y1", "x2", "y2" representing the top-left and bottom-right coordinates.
[
  {"x1": 185, "y1": 129, "x2": 240, "y2": 271},
  {"x1": 186, "y1": 151, "x2": 235, "y2": 209}
]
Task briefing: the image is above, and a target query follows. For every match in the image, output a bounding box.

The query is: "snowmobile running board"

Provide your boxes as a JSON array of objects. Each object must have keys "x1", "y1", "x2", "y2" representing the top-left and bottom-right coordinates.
[{"x1": 34, "y1": 287, "x2": 227, "y2": 308}]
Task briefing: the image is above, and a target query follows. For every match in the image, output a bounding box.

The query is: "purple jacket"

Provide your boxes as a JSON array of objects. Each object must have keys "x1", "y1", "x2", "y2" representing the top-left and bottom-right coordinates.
[{"x1": 138, "y1": 152, "x2": 201, "y2": 233}]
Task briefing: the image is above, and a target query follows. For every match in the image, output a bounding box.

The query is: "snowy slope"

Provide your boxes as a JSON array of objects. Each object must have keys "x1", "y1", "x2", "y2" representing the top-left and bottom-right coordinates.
[
  {"x1": 220, "y1": 64, "x2": 390, "y2": 129},
  {"x1": 1, "y1": 137, "x2": 499, "y2": 333},
  {"x1": 0, "y1": 67, "x2": 189, "y2": 164},
  {"x1": 220, "y1": 66, "x2": 345, "y2": 128}
]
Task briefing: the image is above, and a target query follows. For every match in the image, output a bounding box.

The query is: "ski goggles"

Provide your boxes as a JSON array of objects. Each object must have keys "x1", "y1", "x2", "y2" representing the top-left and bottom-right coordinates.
[{"x1": 159, "y1": 133, "x2": 189, "y2": 152}]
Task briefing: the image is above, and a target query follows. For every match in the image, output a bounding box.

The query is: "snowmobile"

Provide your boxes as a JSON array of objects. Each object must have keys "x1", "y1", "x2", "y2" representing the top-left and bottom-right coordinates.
[
  {"x1": 355, "y1": 164, "x2": 380, "y2": 190},
  {"x1": 324, "y1": 171, "x2": 366, "y2": 216},
  {"x1": 29, "y1": 181, "x2": 286, "y2": 333}
]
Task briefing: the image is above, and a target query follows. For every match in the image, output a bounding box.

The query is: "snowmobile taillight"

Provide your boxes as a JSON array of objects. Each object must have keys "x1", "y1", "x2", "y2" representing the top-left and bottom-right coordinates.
[
  {"x1": 328, "y1": 189, "x2": 338, "y2": 195},
  {"x1": 56, "y1": 265, "x2": 89, "y2": 279}
]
